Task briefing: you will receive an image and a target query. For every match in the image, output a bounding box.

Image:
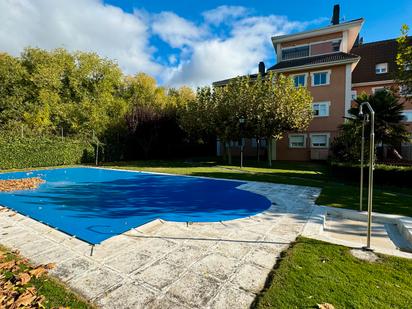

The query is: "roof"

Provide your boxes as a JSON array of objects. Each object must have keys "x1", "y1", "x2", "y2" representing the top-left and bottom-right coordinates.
[
  {"x1": 267, "y1": 52, "x2": 360, "y2": 72},
  {"x1": 213, "y1": 73, "x2": 259, "y2": 87},
  {"x1": 351, "y1": 37, "x2": 412, "y2": 84},
  {"x1": 271, "y1": 18, "x2": 364, "y2": 48}
]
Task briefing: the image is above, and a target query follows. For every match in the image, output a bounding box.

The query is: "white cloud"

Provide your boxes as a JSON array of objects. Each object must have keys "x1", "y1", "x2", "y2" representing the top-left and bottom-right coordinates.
[
  {"x1": 0, "y1": 0, "x2": 161, "y2": 75},
  {"x1": 162, "y1": 14, "x2": 326, "y2": 87},
  {"x1": 0, "y1": 0, "x2": 327, "y2": 87},
  {"x1": 202, "y1": 5, "x2": 249, "y2": 25},
  {"x1": 151, "y1": 12, "x2": 205, "y2": 48}
]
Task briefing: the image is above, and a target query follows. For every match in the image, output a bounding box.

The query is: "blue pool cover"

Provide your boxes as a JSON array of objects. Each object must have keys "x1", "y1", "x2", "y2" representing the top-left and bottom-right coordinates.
[{"x1": 0, "y1": 167, "x2": 271, "y2": 244}]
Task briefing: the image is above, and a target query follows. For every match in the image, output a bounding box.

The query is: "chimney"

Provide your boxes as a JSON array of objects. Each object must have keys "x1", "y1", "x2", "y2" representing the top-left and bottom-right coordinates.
[
  {"x1": 258, "y1": 61, "x2": 265, "y2": 76},
  {"x1": 331, "y1": 4, "x2": 340, "y2": 25}
]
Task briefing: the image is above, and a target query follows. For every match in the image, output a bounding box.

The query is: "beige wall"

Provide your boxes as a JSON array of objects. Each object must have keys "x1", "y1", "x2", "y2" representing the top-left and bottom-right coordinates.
[
  {"x1": 280, "y1": 33, "x2": 342, "y2": 48},
  {"x1": 274, "y1": 64, "x2": 348, "y2": 161}
]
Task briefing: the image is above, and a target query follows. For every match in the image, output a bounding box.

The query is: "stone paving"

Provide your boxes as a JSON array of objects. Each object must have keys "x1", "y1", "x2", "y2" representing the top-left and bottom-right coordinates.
[{"x1": 0, "y1": 181, "x2": 320, "y2": 309}]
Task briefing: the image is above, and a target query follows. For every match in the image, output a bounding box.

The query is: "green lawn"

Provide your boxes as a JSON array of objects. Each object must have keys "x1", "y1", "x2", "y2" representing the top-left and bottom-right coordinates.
[
  {"x1": 102, "y1": 159, "x2": 412, "y2": 217},
  {"x1": 253, "y1": 237, "x2": 412, "y2": 309}
]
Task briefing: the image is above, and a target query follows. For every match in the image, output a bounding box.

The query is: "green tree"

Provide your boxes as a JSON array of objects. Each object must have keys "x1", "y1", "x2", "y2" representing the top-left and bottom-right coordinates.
[
  {"x1": 332, "y1": 90, "x2": 409, "y2": 162},
  {"x1": 180, "y1": 73, "x2": 313, "y2": 166},
  {"x1": 396, "y1": 24, "x2": 412, "y2": 98},
  {"x1": 0, "y1": 53, "x2": 28, "y2": 128},
  {"x1": 254, "y1": 73, "x2": 313, "y2": 166}
]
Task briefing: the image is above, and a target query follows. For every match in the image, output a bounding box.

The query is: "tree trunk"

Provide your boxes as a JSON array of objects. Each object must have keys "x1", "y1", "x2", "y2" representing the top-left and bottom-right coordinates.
[
  {"x1": 257, "y1": 138, "x2": 260, "y2": 162},
  {"x1": 226, "y1": 142, "x2": 232, "y2": 165},
  {"x1": 267, "y1": 137, "x2": 272, "y2": 167}
]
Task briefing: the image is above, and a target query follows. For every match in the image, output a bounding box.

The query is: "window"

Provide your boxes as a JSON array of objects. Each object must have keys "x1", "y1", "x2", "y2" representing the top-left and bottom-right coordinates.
[
  {"x1": 282, "y1": 46, "x2": 309, "y2": 60},
  {"x1": 372, "y1": 87, "x2": 386, "y2": 94},
  {"x1": 331, "y1": 40, "x2": 341, "y2": 52},
  {"x1": 311, "y1": 71, "x2": 330, "y2": 86},
  {"x1": 403, "y1": 110, "x2": 412, "y2": 122},
  {"x1": 375, "y1": 63, "x2": 388, "y2": 74},
  {"x1": 351, "y1": 90, "x2": 357, "y2": 100},
  {"x1": 293, "y1": 74, "x2": 306, "y2": 87},
  {"x1": 310, "y1": 134, "x2": 329, "y2": 148},
  {"x1": 312, "y1": 102, "x2": 330, "y2": 117},
  {"x1": 289, "y1": 134, "x2": 306, "y2": 148}
]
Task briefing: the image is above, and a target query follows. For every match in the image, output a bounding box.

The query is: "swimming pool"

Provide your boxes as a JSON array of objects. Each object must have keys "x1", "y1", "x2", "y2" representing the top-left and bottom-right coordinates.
[{"x1": 0, "y1": 167, "x2": 271, "y2": 244}]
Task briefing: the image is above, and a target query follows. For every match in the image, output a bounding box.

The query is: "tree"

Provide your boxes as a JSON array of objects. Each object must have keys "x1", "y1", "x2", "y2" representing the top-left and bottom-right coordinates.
[
  {"x1": 331, "y1": 90, "x2": 409, "y2": 162},
  {"x1": 254, "y1": 73, "x2": 313, "y2": 166},
  {"x1": 180, "y1": 73, "x2": 313, "y2": 166},
  {"x1": 0, "y1": 53, "x2": 29, "y2": 128},
  {"x1": 396, "y1": 24, "x2": 412, "y2": 98}
]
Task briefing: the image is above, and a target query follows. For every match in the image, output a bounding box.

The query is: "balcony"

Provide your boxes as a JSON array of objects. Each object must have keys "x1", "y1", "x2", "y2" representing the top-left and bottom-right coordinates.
[
  {"x1": 281, "y1": 46, "x2": 309, "y2": 60},
  {"x1": 281, "y1": 40, "x2": 341, "y2": 61}
]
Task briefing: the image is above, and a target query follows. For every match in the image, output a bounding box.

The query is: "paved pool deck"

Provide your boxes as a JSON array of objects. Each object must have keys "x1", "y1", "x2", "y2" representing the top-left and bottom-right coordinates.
[{"x1": 0, "y1": 181, "x2": 319, "y2": 309}]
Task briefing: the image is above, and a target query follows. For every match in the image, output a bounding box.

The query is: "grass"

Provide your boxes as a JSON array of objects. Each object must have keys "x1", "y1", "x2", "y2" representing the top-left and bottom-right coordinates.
[
  {"x1": 0, "y1": 245, "x2": 93, "y2": 309},
  {"x1": 102, "y1": 159, "x2": 412, "y2": 217},
  {"x1": 253, "y1": 237, "x2": 412, "y2": 308}
]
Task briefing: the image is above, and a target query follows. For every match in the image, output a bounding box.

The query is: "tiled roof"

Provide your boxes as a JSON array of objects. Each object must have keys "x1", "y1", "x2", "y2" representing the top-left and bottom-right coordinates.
[
  {"x1": 351, "y1": 37, "x2": 412, "y2": 84},
  {"x1": 267, "y1": 52, "x2": 360, "y2": 71},
  {"x1": 213, "y1": 73, "x2": 259, "y2": 87}
]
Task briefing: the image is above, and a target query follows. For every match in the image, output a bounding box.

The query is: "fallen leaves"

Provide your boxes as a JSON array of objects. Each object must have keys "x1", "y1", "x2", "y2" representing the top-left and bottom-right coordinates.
[
  {"x1": 0, "y1": 260, "x2": 16, "y2": 270},
  {"x1": 13, "y1": 291, "x2": 37, "y2": 308},
  {"x1": 18, "y1": 272, "x2": 31, "y2": 285},
  {"x1": 0, "y1": 177, "x2": 45, "y2": 192},
  {"x1": 0, "y1": 247, "x2": 54, "y2": 308}
]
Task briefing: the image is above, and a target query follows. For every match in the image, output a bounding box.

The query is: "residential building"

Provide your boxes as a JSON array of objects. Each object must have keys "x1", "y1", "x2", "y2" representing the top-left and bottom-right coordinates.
[{"x1": 213, "y1": 5, "x2": 412, "y2": 161}]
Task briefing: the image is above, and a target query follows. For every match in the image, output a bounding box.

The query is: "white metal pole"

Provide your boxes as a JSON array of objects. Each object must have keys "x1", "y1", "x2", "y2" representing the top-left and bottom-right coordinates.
[
  {"x1": 360, "y1": 117, "x2": 365, "y2": 212},
  {"x1": 366, "y1": 110, "x2": 375, "y2": 249},
  {"x1": 359, "y1": 102, "x2": 375, "y2": 250}
]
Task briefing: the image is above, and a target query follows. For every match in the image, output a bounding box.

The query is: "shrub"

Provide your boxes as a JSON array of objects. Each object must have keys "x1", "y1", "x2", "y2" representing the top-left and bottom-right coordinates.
[
  {"x1": 328, "y1": 161, "x2": 412, "y2": 188},
  {"x1": 0, "y1": 134, "x2": 94, "y2": 169}
]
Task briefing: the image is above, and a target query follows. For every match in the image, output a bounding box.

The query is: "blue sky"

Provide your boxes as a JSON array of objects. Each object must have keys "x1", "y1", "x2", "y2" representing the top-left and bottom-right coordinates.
[{"x1": 1, "y1": 0, "x2": 411, "y2": 87}]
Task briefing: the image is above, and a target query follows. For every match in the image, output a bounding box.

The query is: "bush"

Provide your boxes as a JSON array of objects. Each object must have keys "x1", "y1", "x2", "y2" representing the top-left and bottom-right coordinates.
[
  {"x1": 0, "y1": 134, "x2": 94, "y2": 169},
  {"x1": 328, "y1": 161, "x2": 412, "y2": 188}
]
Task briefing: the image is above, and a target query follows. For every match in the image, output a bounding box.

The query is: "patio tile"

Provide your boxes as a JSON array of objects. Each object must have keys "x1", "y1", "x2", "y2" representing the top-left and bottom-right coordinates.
[
  {"x1": 212, "y1": 241, "x2": 255, "y2": 259},
  {"x1": 190, "y1": 253, "x2": 238, "y2": 281},
  {"x1": 167, "y1": 272, "x2": 221, "y2": 307},
  {"x1": 19, "y1": 238, "x2": 57, "y2": 257},
  {"x1": 146, "y1": 295, "x2": 192, "y2": 309},
  {"x1": 231, "y1": 264, "x2": 269, "y2": 293},
  {"x1": 30, "y1": 245, "x2": 76, "y2": 265},
  {"x1": 160, "y1": 244, "x2": 206, "y2": 268},
  {"x1": 132, "y1": 261, "x2": 187, "y2": 290},
  {"x1": 209, "y1": 284, "x2": 255, "y2": 309},
  {"x1": 96, "y1": 280, "x2": 156, "y2": 309},
  {"x1": 245, "y1": 247, "x2": 280, "y2": 269},
  {"x1": 68, "y1": 266, "x2": 124, "y2": 299},
  {"x1": 51, "y1": 256, "x2": 97, "y2": 282},
  {"x1": 107, "y1": 250, "x2": 153, "y2": 274},
  {"x1": 136, "y1": 237, "x2": 178, "y2": 256}
]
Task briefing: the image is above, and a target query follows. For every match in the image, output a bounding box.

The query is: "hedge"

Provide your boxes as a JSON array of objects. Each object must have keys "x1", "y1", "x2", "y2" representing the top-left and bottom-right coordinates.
[
  {"x1": 0, "y1": 135, "x2": 94, "y2": 169},
  {"x1": 328, "y1": 161, "x2": 412, "y2": 188}
]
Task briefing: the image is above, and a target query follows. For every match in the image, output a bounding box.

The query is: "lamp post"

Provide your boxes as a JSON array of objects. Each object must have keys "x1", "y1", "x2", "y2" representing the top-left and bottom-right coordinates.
[
  {"x1": 359, "y1": 102, "x2": 375, "y2": 250},
  {"x1": 239, "y1": 117, "x2": 245, "y2": 168}
]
